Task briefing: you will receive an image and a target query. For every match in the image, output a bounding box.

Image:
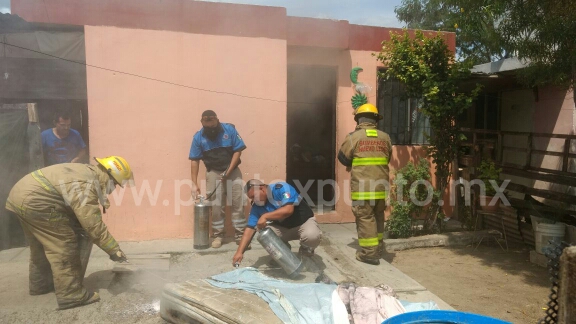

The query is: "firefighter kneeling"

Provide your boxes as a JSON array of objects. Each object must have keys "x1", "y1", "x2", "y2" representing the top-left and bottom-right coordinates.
[
  {"x1": 5, "y1": 156, "x2": 133, "y2": 310},
  {"x1": 338, "y1": 104, "x2": 392, "y2": 265}
]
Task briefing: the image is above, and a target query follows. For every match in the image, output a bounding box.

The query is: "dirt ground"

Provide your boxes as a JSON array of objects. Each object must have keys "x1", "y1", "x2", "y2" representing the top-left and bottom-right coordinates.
[
  {"x1": 0, "y1": 249, "x2": 323, "y2": 324},
  {"x1": 388, "y1": 245, "x2": 551, "y2": 323},
  {"x1": 1, "y1": 241, "x2": 552, "y2": 323}
]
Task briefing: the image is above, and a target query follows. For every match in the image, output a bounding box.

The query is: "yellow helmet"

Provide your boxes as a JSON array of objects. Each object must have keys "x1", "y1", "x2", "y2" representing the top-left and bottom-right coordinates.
[
  {"x1": 95, "y1": 156, "x2": 133, "y2": 187},
  {"x1": 354, "y1": 103, "x2": 382, "y2": 121}
]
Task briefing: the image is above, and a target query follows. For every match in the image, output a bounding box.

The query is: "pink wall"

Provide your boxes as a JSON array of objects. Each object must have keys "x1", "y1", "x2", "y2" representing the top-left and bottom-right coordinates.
[
  {"x1": 85, "y1": 26, "x2": 287, "y2": 240},
  {"x1": 12, "y1": 0, "x2": 457, "y2": 239},
  {"x1": 533, "y1": 87, "x2": 575, "y2": 135},
  {"x1": 532, "y1": 87, "x2": 574, "y2": 170},
  {"x1": 531, "y1": 87, "x2": 575, "y2": 200}
]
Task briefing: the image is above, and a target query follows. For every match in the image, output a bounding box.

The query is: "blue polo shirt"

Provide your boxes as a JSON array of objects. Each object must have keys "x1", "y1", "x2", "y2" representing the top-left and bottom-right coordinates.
[
  {"x1": 247, "y1": 182, "x2": 314, "y2": 229},
  {"x1": 189, "y1": 123, "x2": 246, "y2": 171},
  {"x1": 41, "y1": 128, "x2": 86, "y2": 166}
]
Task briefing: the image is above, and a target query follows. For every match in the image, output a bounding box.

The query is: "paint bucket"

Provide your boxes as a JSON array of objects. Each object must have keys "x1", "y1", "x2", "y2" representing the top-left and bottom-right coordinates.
[{"x1": 534, "y1": 222, "x2": 565, "y2": 254}]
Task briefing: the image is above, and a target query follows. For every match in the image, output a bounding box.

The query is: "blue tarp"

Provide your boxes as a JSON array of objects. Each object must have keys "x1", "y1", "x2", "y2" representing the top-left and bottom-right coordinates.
[
  {"x1": 207, "y1": 268, "x2": 441, "y2": 324},
  {"x1": 206, "y1": 267, "x2": 336, "y2": 324}
]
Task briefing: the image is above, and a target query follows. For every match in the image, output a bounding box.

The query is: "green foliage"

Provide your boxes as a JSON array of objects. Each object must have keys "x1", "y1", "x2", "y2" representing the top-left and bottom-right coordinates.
[
  {"x1": 376, "y1": 30, "x2": 482, "y2": 230},
  {"x1": 499, "y1": 0, "x2": 576, "y2": 91},
  {"x1": 394, "y1": 158, "x2": 431, "y2": 211},
  {"x1": 476, "y1": 159, "x2": 502, "y2": 196},
  {"x1": 387, "y1": 158, "x2": 442, "y2": 237},
  {"x1": 396, "y1": 0, "x2": 576, "y2": 97},
  {"x1": 386, "y1": 201, "x2": 413, "y2": 238},
  {"x1": 395, "y1": 0, "x2": 510, "y2": 65}
]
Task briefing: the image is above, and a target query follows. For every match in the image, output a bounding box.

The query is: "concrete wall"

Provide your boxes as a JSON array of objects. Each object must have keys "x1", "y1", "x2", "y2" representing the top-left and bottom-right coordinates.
[
  {"x1": 532, "y1": 87, "x2": 574, "y2": 171},
  {"x1": 531, "y1": 87, "x2": 575, "y2": 208},
  {"x1": 85, "y1": 26, "x2": 287, "y2": 240},
  {"x1": 499, "y1": 87, "x2": 575, "y2": 204},
  {"x1": 500, "y1": 89, "x2": 536, "y2": 198}
]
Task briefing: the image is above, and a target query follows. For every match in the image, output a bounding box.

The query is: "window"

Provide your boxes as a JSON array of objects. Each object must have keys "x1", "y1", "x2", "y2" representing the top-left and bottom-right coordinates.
[{"x1": 377, "y1": 74, "x2": 431, "y2": 145}]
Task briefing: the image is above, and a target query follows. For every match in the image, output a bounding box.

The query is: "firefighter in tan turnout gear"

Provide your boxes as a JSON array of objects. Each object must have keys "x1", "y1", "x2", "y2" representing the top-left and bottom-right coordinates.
[
  {"x1": 5, "y1": 156, "x2": 133, "y2": 309},
  {"x1": 338, "y1": 104, "x2": 392, "y2": 265}
]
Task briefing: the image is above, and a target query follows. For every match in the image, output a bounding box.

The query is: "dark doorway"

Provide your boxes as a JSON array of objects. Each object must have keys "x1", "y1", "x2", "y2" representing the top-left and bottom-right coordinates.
[
  {"x1": 286, "y1": 65, "x2": 337, "y2": 211},
  {"x1": 474, "y1": 93, "x2": 499, "y2": 130}
]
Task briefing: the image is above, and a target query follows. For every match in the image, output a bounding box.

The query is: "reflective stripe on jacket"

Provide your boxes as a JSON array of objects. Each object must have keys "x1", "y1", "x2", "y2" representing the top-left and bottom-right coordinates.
[{"x1": 338, "y1": 123, "x2": 392, "y2": 200}]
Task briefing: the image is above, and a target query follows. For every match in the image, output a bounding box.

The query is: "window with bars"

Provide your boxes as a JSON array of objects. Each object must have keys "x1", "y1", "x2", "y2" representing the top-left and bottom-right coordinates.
[{"x1": 377, "y1": 74, "x2": 431, "y2": 145}]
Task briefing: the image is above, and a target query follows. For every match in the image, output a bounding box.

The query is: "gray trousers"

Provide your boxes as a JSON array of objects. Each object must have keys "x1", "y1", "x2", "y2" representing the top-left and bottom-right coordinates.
[
  {"x1": 206, "y1": 167, "x2": 245, "y2": 238},
  {"x1": 268, "y1": 217, "x2": 322, "y2": 249}
]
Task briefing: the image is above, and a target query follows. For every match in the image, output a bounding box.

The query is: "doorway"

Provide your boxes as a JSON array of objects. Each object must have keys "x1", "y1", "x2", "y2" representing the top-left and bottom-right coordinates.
[{"x1": 286, "y1": 65, "x2": 337, "y2": 211}]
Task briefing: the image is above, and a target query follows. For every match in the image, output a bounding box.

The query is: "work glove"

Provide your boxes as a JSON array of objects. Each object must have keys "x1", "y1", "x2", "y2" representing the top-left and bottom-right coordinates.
[{"x1": 110, "y1": 250, "x2": 128, "y2": 262}]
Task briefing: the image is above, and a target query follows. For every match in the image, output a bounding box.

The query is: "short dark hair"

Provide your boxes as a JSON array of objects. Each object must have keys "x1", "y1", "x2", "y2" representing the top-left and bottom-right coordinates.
[
  {"x1": 53, "y1": 108, "x2": 72, "y2": 123},
  {"x1": 244, "y1": 179, "x2": 265, "y2": 194},
  {"x1": 201, "y1": 110, "x2": 217, "y2": 118}
]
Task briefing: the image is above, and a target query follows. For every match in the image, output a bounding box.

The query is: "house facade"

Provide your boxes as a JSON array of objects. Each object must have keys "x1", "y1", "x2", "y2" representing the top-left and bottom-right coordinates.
[{"x1": 6, "y1": 0, "x2": 455, "y2": 241}]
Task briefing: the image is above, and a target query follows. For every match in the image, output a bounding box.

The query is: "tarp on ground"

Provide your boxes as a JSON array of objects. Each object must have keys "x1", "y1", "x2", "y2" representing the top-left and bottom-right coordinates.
[{"x1": 207, "y1": 267, "x2": 337, "y2": 324}]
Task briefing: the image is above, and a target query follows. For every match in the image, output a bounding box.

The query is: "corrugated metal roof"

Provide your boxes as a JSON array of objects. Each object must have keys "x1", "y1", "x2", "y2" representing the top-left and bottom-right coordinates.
[{"x1": 471, "y1": 57, "x2": 531, "y2": 75}]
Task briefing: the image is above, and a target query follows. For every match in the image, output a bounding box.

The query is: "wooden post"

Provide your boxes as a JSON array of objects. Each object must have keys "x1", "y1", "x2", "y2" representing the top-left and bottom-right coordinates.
[
  {"x1": 562, "y1": 138, "x2": 570, "y2": 172},
  {"x1": 27, "y1": 103, "x2": 44, "y2": 171},
  {"x1": 559, "y1": 246, "x2": 576, "y2": 323},
  {"x1": 525, "y1": 133, "x2": 533, "y2": 169}
]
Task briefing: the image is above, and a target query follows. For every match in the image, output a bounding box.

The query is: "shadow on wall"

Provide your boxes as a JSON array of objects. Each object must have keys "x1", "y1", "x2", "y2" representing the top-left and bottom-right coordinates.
[{"x1": 530, "y1": 87, "x2": 575, "y2": 210}]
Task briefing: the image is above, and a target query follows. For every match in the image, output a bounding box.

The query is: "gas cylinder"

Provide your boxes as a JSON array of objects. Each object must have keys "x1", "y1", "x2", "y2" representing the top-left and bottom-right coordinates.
[
  {"x1": 257, "y1": 227, "x2": 303, "y2": 278},
  {"x1": 193, "y1": 196, "x2": 210, "y2": 249}
]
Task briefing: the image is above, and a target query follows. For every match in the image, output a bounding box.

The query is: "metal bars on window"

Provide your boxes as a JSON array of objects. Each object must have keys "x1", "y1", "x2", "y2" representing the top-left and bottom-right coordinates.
[{"x1": 377, "y1": 74, "x2": 430, "y2": 145}]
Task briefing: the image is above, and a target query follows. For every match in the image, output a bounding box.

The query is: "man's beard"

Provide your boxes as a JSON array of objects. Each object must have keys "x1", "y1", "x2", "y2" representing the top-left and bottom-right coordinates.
[{"x1": 205, "y1": 123, "x2": 222, "y2": 140}]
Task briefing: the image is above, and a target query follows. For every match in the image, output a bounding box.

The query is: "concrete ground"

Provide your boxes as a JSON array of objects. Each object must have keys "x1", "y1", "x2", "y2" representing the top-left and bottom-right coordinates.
[{"x1": 0, "y1": 223, "x2": 452, "y2": 323}]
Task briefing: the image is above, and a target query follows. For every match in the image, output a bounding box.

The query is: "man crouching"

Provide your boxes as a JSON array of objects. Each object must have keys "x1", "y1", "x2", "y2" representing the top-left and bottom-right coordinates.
[
  {"x1": 5, "y1": 156, "x2": 132, "y2": 310},
  {"x1": 232, "y1": 179, "x2": 322, "y2": 266}
]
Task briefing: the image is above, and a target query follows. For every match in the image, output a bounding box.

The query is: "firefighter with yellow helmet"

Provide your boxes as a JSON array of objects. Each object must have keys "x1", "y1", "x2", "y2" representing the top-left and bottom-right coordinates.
[
  {"x1": 5, "y1": 156, "x2": 133, "y2": 309},
  {"x1": 338, "y1": 104, "x2": 392, "y2": 265}
]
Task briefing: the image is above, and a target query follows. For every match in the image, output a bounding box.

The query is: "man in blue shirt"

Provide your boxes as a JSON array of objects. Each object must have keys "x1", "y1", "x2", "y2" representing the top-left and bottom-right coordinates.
[
  {"x1": 232, "y1": 179, "x2": 322, "y2": 266},
  {"x1": 41, "y1": 109, "x2": 87, "y2": 166},
  {"x1": 189, "y1": 110, "x2": 247, "y2": 248}
]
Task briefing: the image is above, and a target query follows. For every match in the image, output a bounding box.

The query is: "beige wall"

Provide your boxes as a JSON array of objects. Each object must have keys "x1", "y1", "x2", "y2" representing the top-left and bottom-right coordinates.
[
  {"x1": 532, "y1": 87, "x2": 574, "y2": 172},
  {"x1": 531, "y1": 87, "x2": 575, "y2": 207},
  {"x1": 498, "y1": 87, "x2": 574, "y2": 203},
  {"x1": 500, "y1": 89, "x2": 536, "y2": 198},
  {"x1": 85, "y1": 26, "x2": 287, "y2": 240}
]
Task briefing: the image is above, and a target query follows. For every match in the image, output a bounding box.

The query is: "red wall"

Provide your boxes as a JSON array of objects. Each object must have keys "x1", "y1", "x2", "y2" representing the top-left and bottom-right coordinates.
[{"x1": 12, "y1": 0, "x2": 456, "y2": 52}]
